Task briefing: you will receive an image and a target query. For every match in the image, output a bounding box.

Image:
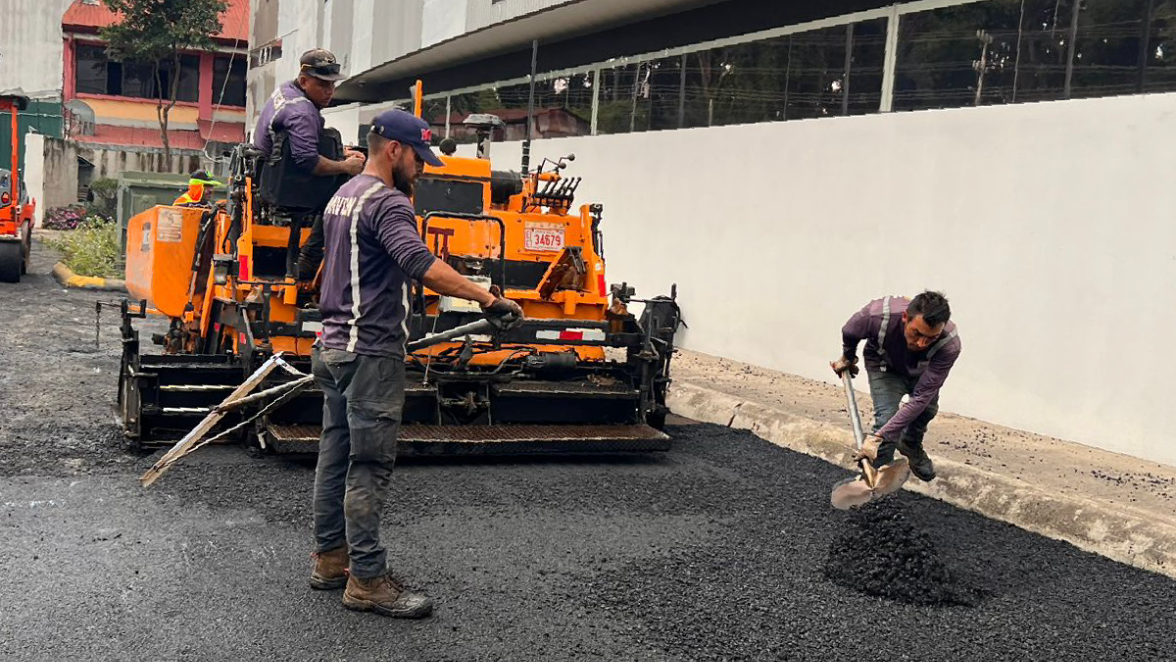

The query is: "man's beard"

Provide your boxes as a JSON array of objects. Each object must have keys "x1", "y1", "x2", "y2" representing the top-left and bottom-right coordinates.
[{"x1": 391, "y1": 163, "x2": 414, "y2": 196}]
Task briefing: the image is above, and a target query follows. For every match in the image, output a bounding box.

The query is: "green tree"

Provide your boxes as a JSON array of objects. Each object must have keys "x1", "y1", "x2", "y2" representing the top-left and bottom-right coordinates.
[{"x1": 101, "y1": 0, "x2": 228, "y2": 168}]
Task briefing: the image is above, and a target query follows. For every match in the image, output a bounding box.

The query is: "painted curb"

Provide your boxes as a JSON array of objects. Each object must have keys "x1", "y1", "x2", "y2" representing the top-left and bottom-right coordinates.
[
  {"x1": 668, "y1": 380, "x2": 1176, "y2": 580},
  {"x1": 52, "y1": 262, "x2": 126, "y2": 292}
]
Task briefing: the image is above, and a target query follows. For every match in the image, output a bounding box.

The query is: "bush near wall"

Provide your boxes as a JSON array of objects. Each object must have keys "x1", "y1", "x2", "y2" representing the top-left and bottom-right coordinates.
[
  {"x1": 47, "y1": 217, "x2": 123, "y2": 279},
  {"x1": 43, "y1": 205, "x2": 114, "y2": 231}
]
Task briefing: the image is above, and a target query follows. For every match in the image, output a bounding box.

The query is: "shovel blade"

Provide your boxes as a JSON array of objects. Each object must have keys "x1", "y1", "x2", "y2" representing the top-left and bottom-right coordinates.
[
  {"x1": 830, "y1": 476, "x2": 875, "y2": 510},
  {"x1": 872, "y1": 458, "x2": 911, "y2": 497}
]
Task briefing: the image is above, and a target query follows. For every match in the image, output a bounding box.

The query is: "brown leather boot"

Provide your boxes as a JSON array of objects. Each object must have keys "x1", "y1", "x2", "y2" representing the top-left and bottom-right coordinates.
[
  {"x1": 309, "y1": 547, "x2": 349, "y2": 590},
  {"x1": 342, "y1": 574, "x2": 434, "y2": 618}
]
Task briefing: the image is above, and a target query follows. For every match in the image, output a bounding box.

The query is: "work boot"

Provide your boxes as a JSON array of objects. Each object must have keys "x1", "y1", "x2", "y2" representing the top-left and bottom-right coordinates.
[
  {"x1": 897, "y1": 439, "x2": 937, "y2": 482},
  {"x1": 309, "y1": 546, "x2": 349, "y2": 590},
  {"x1": 342, "y1": 574, "x2": 434, "y2": 619}
]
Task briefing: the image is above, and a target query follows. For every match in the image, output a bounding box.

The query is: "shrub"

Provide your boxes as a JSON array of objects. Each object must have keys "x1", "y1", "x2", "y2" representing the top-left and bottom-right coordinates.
[
  {"x1": 43, "y1": 205, "x2": 87, "y2": 230},
  {"x1": 48, "y1": 222, "x2": 122, "y2": 278},
  {"x1": 87, "y1": 178, "x2": 119, "y2": 218}
]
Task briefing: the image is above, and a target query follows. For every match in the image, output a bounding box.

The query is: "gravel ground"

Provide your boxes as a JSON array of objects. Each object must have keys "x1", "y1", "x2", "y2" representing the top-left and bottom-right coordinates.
[{"x1": 3, "y1": 243, "x2": 1176, "y2": 661}]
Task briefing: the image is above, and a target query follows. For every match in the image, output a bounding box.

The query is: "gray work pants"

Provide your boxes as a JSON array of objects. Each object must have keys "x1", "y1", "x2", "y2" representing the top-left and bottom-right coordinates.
[
  {"x1": 866, "y1": 368, "x2": 939, "y2": 467},
  {"x1": 311, "y1": 346, "x2": 404, "y2": 579}
]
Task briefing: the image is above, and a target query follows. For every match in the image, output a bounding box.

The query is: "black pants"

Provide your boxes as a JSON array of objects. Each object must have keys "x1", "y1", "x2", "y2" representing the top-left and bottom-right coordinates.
[
  {"x1": 311, "y1": 347, "x2": 405, "y2": 579},
  {"x1": 296, "y1": 214, "x2": 325, "y2": 281}
]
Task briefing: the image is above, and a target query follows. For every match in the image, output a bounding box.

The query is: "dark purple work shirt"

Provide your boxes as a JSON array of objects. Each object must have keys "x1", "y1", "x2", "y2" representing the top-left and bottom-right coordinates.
[
  {"x1": 318, "y1": 175, "x2": 436, "y2": 358},
  {"x1": 841, "y1": 296, "x2": 962, "y2": 441},
  {"x1": 252, "y1": 80, "x2": 323, "y2": 173}
]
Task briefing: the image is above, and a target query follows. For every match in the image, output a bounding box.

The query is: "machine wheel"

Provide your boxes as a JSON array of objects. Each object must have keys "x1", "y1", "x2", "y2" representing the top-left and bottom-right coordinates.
[{"x1": 0, "y1": 241, "x2": 21, "y2": 283}]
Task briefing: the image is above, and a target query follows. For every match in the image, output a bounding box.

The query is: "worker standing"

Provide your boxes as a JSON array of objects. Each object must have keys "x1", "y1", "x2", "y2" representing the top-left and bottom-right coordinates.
[
  {"x1": 831, "y1": 292, "x2": 961, "y2": 482},
  {"x1": 307, "y1": 109, "x2": 524, "y2": 618},
  {"x1": 172, "y1": 170, "x2": 222, "y2": 207},
  {"x1": 253, "y1": 48, "x2": 365, "y2": 280}
]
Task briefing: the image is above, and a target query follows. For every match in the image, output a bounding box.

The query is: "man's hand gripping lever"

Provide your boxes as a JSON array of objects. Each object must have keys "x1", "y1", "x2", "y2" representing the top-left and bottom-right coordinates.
[{"x1": 481, "y1": 285, "x2": 525, "y2": 331}]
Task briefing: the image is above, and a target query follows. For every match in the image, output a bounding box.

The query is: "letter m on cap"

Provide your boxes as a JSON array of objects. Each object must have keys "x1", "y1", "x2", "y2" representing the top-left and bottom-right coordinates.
[{"x1": 421, "y1": 128, "x2": 432, "y2": 142}]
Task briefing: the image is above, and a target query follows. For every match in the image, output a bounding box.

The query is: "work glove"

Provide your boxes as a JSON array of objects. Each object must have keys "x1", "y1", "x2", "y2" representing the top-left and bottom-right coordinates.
[
  {"x1": 830, "y1": 355, "x2": 859, "y2": 378},
  {"x1": 482, "y1": 295, "x2": 525, "y2": 330},
  {"x1": 852, "y1": 434, "x2": 883, "y2": 463}
]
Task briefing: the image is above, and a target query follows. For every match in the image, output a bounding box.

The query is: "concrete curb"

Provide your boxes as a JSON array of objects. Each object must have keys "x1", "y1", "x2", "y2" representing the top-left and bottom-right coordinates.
[
  {"x1": 52, "y1": 262, "x2": 126, "y2": 292},
  {"x1": 668, "y1": 380, "x2": 1176, "y2": 579}
]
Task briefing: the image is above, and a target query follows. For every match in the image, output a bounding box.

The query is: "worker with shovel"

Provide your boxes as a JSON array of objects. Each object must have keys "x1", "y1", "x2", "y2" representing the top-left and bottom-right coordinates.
[{"x1": 831, "y1": 291, "x2": 961, "y2": 483}]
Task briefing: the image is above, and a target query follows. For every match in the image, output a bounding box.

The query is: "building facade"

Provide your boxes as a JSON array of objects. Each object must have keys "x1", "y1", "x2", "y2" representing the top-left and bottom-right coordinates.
[
  {"x1": 62, "y1": 0, "x2": 250, "y2": 182},
  {"x1": 248, "y1": 0, "x2": 1176, "y2": 144},
  {"x1": 246, "y1": 0, "x2": 1176, "y2": 468}
]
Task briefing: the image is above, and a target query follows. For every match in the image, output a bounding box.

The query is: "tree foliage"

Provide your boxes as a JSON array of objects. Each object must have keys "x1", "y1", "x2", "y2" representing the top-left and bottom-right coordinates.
[{"x1": 101, "y1": 0, "x2": 228, "y2": 167}]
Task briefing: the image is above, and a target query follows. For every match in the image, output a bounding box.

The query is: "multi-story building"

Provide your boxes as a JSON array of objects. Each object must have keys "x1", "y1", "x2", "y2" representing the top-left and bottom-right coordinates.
[
  {"x1": 245, "y1": 0, "x2": 1176, "y2": 468},
  {"x1": 62, "y1": 0, "x2": 250, "y2": 179}
]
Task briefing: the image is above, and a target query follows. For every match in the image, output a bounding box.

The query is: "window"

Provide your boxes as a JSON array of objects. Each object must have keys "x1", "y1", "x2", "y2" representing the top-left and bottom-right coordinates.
[
  {"x1": 212, "y1": 56, "x2": 247, "y2": 107},
  {"x1": 448, "y1": 72, "x2": 594, "y2": 141},
  {"x1": 74, "y1": 43, "x2": 199, "y2": 102},
  {"x1": 1070, "y1": 0, "x2": 1147, "y2": 99},
  {"x1": 1009, "y1": 0, "x2": 1075, "y2": 103},
  {"x1": 673, "y1": 18, "x2": 887, "y2": 131},
  {"x1": 1145, "y1": 0, "x2": 1176, "y2": 91},
  {"x1": 895, "y1": 0, "x2": 1172, "y2": 110},
  {"x1": 597, "y1": 58, "x2": 680, "y2": 134},
  {"x1": 421, "y1": 97, "x2": 449, "y2": 143},
  {"x1": 894, "y1": 2, "x2": 1022, "y2": 111},
  {"x1": 76, "y1": 44, "x2": 110, "y2": 95}
]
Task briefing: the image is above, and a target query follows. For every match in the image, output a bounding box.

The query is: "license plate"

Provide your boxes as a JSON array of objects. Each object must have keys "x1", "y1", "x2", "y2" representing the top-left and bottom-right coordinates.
[{"x1": 524, "y1": 223, "x2": 565, "y2": 252}]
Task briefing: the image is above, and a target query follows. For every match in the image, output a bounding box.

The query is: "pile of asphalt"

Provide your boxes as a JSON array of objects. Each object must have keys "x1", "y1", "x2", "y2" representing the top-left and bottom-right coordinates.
[{"x1": 822, "y1": 500, "x2": 986, "y2": 606}]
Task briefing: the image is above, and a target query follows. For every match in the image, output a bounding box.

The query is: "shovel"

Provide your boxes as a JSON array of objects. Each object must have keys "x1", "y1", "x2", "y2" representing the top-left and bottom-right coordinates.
[{"x1": 830, "y1": 372, "x2": 910, "y2": 510}]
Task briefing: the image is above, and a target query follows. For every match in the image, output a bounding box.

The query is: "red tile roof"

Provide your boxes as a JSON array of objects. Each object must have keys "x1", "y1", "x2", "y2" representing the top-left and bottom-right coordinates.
[{"x1": 63, "y1": 0, "x2": 249, "y2": 45}]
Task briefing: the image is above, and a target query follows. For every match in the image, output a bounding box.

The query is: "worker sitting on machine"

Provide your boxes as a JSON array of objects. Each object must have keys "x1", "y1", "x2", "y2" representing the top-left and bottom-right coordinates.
[
  {"x1": 831, "y1": 291, "x2": 962, "y2": 482},
  {"x1": 172, "y1": 170, "x2": 222, "y2": 207},
  {"x1": 253, "y1": 48, "x2": 366, "y2": 281}
]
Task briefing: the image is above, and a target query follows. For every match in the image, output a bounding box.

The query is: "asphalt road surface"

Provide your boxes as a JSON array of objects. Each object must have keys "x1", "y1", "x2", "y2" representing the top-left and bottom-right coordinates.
[{"x1": 2, "y1": 244, "x2": 1174, "y2": 661}]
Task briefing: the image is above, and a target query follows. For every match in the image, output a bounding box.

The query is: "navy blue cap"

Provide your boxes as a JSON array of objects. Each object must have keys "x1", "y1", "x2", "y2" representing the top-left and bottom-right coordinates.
[{"x1": 369, "y1": 109, "x2": 443, "y2": 167}]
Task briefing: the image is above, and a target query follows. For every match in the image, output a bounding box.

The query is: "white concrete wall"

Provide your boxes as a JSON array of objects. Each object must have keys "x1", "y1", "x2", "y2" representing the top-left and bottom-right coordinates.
[
  {"x1": 22, "y1": 133, "x2": 45, "y2": 227},
  {"x1": 422, "y1": 0, "x2": 469, "y2": 48},
  {"x1": 321, "y1": 103, "x2": 362, "y2": 145},
  {"x1": 456, "y1": 92, "x2": 1176, "y2": 467},
  {"x1": 0, "y1": 0, "x2": 72, "y2": 98}
]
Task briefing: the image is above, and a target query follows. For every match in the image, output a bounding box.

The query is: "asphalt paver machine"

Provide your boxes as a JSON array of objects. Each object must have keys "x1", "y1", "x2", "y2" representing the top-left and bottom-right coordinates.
[{"x1": 115, "y1": 95, "x2": 683, "y2": 457}]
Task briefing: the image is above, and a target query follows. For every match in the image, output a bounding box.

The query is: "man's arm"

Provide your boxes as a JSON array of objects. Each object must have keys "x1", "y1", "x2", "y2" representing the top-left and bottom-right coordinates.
[
  {"x1": 282, "y1": 108, "x2": 364, "y2": 176},
  {"x1": 313, "y1": 154, "x2": 365, "y2": 177},
  {"x1": 876, "y1": 346, "x2": 960, "y2": 441},
  {"x1": 420, "y1": 262, "x2": 495, "y2": 308},
  {"x1": 841, "y1": 301, "x2": 873, "y2": 362},
  {"x1": 832, "y1": 301, "x2": 873, "y2": 377},
  {"x1": 371, "y1": 201, "x2": 494, "y2": 308}
]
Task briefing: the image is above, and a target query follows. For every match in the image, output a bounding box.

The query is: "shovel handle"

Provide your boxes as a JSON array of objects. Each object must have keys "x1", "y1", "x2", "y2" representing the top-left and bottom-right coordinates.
[
  {"x1": 842, "y1": 372, "x2": 880, "y2": 488},
  {"x1": 841, "y1": 372, "x2": 866, "y2": 450}
]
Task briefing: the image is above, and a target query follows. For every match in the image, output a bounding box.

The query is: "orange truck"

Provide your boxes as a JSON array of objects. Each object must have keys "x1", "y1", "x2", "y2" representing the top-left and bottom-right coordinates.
[
  {"x1": 0, "y1": 93, "x2": 36, "y2": 283},
  {"x1": 114, "y1": 99, "x2": 682, "y2": 456}
]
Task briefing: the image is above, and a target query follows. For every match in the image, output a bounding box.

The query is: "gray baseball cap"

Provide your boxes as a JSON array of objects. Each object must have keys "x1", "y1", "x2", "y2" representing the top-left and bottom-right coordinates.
[{"x1": 299, "y1": 49, "x2": 345, "y2": 81}]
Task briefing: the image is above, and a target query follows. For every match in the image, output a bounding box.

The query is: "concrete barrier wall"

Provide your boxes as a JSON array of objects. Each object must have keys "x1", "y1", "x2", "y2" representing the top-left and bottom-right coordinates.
[{"x1": 450, "y1": 92, "x2": 1176, "y2": 467}]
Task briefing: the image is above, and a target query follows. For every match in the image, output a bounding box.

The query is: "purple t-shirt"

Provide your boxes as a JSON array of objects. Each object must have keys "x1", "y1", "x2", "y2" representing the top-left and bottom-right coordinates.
[
  {"x1": 841, "y1": 297, "x2": 962, "y2": 441},
  {"x1": 252, "y1": 80, "x2": 323, "y2": 173},
  {"x1": 318, "y1": 175, "x2": 436, "y2": 358}
]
